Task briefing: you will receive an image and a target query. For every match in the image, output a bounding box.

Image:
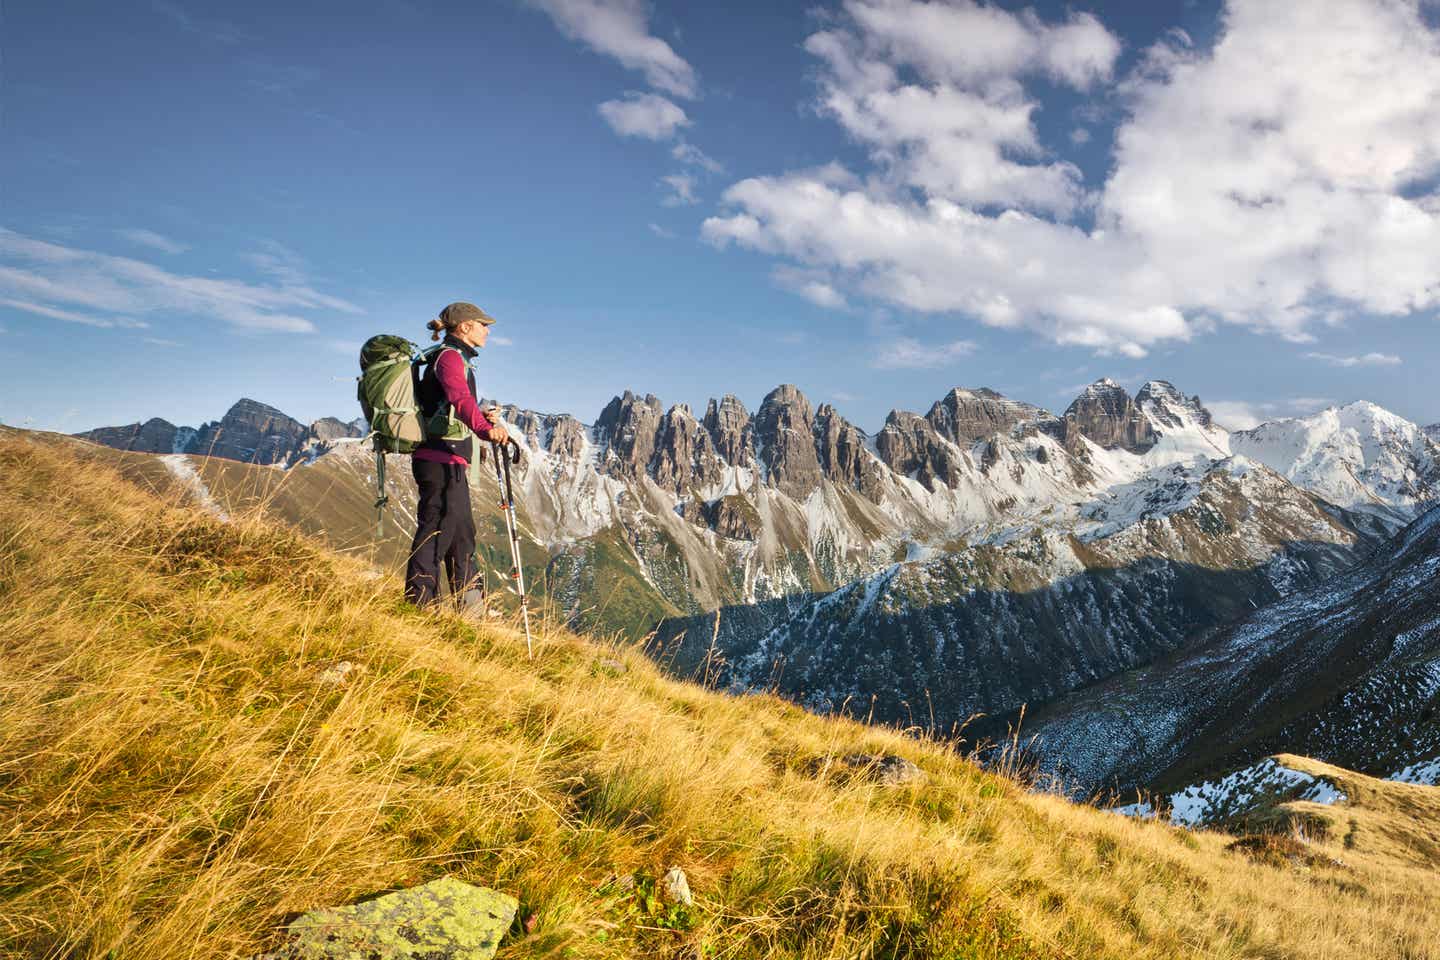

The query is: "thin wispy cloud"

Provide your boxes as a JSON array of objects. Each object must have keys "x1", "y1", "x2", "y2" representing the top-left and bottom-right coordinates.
[
  {"x1": 672, "y1": 141, "x2": 722, "y2": 172},
  {"x1": 528, "y1": 0, "x2": 697, "y2": 98},
  {"x1": 117, "y1": 229, "x2": 187, "y2": 255},
  {"x1": 150, "y1": 0, "x2": 249, "y2": 45},
  {"x1": 1304, "y1": 351, "x2": 1403, "y2": 368},
  {"x1": 875, "y1": 337, "x2": 977, "y2": 369},
  {"x1": 659, "y1": 173, "x2": 698, "y2": 207},
  {"x1": 0, "y1": 228, "x2": 361, "y2": 334},
  {"x1": 648, "y1": 222, "x2": 677, "y2": 239},
  {"x1": 0, "y1": 297, "x2": 148, "y2": 330}
]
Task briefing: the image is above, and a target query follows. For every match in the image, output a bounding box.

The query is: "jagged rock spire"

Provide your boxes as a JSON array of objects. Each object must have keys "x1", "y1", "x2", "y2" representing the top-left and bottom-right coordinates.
[{"x1": 755, "y1": 385, "x2": 824, "y2": 499}]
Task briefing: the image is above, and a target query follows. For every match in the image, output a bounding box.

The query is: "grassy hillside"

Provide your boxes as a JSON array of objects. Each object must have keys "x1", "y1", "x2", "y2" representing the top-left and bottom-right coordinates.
[{"x1": 3, "y1": 429, "x2": 1439, "y2": 959}]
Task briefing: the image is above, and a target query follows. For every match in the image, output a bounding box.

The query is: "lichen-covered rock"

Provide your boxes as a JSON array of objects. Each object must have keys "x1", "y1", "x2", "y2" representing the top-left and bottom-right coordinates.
[{"x1": 282, "y1": 877, "x2": 516, "y2": 959}]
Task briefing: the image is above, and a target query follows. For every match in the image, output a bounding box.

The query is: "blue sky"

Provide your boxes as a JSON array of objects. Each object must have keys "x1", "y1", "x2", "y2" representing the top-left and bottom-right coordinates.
[{"x1": 3, "y1": 0, "x2": 1438, "y2": 435}]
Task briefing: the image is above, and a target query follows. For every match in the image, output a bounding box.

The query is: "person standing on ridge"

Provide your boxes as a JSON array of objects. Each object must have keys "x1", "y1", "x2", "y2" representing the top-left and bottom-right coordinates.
[{"x1": 406, "y1": 301, "x2": 509, "y2": 608}]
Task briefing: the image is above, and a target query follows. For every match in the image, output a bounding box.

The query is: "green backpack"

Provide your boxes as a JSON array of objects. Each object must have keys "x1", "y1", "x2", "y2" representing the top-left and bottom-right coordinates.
[{"x1": 356, "y1": 336, "x2": 479, "y2": 536}]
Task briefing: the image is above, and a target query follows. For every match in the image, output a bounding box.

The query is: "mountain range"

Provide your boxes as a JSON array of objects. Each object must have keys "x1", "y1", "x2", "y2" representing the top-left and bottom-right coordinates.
[{"x1": 72, "y1": 378, "x2": 1440, "y2": 793}]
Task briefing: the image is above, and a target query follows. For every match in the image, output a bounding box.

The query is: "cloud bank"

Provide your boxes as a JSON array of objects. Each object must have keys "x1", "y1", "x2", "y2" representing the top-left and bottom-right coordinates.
[{"x1": 704, "y1": 0, "x2": 1440, "y2": 357}]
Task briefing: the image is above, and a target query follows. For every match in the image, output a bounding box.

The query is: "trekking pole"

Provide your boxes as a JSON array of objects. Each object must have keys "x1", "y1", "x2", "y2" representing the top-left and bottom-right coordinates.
[{"x1": 490, "y1": 436, "x2": 533, "y2": 659}]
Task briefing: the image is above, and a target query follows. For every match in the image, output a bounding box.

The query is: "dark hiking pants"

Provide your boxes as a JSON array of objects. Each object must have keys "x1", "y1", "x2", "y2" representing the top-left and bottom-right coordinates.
[{"x1": 405, "y1": 459, "x2": 479, "y2": 607}]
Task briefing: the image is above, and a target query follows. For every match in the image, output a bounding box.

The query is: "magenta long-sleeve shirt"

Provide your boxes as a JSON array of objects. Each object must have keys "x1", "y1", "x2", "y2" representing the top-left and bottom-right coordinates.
[{"x1": 413, "y1": 348, "x2": 495, "y2": 467}]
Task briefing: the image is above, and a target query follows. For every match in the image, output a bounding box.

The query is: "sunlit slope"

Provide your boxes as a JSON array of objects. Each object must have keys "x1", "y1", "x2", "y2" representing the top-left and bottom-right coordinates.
[{"x1": 2, "y1": 429, "x2": 1438, "y2": 959}]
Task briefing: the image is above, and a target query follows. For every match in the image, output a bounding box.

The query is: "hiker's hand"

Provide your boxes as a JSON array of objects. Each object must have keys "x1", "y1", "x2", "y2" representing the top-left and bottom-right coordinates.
[{"x1": 487, "y1": 424, "x2": 510, "y2": 445}]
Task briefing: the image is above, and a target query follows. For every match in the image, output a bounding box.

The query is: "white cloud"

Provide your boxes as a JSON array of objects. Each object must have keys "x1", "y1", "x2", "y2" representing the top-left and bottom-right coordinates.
[
  {"x1": 598, "y1": 92, "x2": 689, "y2": 140},
  {"x1": 117, "y1": 228, "x2": 187, "y2": 255},
  {"x1": 874, "y1": 336, "x2": 976, "y2": 369},
  {"x1": 529, "y1": 0, "x2": 697, "y2": 98},
  {"x1": 672, "y1": 141, "x2": 722, "y2": 172},
  {"x1": 1304, "y1": 351, "x2": 1403, "y2": 367},
  {"x1": 704, "y1": 0, "x2": 1440, "y2": 358},
  {"x1": 773, "y1": 266, "x2": 849, "y2": 309},
  {"x1": 0, "y1": 228, "x2": 361, "y2": 334},
  {"x1": 648, "y1": 222, "x2": 676, "y2": 239},
  {"x1": 1209, "y1": 396, "x2": 1334, "y2": 430},
  {"x1": 801, "y1": 1, "x2": 1118, "y2": 217},
  {"x1": 490, "y1": 335, "x2": 515, "y2": 347},
  {"x1": 660, "y1": 173, "x2": 698, "y2": 206}
]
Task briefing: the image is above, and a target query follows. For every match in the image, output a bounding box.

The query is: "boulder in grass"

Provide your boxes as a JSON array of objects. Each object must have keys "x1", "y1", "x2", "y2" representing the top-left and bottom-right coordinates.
[
  {"x1": 806, "y1": 753, "x2": 928, "y2": 787},
  {"x1": 283, "y1": 877, "x2": 517, "y2": 959},
  {"x1": 842, "y1": 754, "x2": 927, "y2": 786}
]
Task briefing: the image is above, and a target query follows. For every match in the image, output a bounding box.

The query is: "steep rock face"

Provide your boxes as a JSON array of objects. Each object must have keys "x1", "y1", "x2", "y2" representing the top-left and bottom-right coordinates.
[
  {"x1": 77, "y1": 417, "x2": 182, "y2": 454},
  {"x1": 703, "y1": 395, "x2": 754, "y2": 467},
  {"x1": 926, "y1": 388, "x2": 1056, "y2": 445},
  {"x1": 651, "y1": 404, "x2": 723, "y2": 494},
  {"x1": 874, "y1": 411, "x2": 969, "y2": 492},
  {"x1": 1426, "y1": 424, "x2": 1440, "y2": 442},
  {"x1": 1062, "y1": 379, "x2": 1156, "y2": 454},
  {"x1": 754, "y1": 385, "x2": 824, "y2": 499},
  {"x1": 595, "y1": 391, "x2": 664, "y2": 480},
  {"x1": 548, "y1": 416, "x2": 588, "y2": 460},
  {"x1": 1231, "y1": 402, "x2": 1440, "y2": 517},
  {"x1": 813, "y1": 404, "x2": 883, "y2": 499},
  {"x1": 192, "y1": 399, "x2": 309, "y2": 464}
]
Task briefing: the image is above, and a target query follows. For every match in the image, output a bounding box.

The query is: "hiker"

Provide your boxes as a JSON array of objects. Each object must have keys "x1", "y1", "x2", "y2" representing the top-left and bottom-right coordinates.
[{"x1": 404, "y1": 301, "x2": 509, "y2": 608}]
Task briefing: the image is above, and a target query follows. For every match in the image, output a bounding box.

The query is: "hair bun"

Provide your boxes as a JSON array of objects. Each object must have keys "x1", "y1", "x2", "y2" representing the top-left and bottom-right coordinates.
[{"x1": 427, "y1": 317, "x2": 444, "y2": 341}]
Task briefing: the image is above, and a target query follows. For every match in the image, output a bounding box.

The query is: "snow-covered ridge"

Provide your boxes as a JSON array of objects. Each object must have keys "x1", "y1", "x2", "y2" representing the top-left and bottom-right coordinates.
[{"x1": 1231, "y1": 401, "x2": 1440, "y2": 518}]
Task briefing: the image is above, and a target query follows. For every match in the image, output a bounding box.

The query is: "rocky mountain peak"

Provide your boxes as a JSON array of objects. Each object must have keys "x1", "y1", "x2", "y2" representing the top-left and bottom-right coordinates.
[
  {"x1": 926, "y1": 386, "x2": 1056, "y2": 445},
  {"x1": 595, "y1": 391, "x2": 664, "y2": 478},
  {"x1": 1135, "y1": 380, "x2": 1215, "y2": 431},
  {"x1": 189, "y1": 398, "x2": 309, "y2": 464},
  {"x1": 755, "y1": 385, "x2": 824, "y2": 498},
  {"x1": 76, "y1": 417, "x2": 183, "y2": 455},
  {"x1": 1061, "y1": 380, "x2": 1157, "y2": 454},
  {"x1": 703, "y1": 395, "x2": 754, "y2": 467}
]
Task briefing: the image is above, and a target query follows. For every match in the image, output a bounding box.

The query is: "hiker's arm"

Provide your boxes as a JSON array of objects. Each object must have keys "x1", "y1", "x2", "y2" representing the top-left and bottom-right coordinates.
[{"x1": 435, "y1": 351, "x2": 503, "y2": 441}]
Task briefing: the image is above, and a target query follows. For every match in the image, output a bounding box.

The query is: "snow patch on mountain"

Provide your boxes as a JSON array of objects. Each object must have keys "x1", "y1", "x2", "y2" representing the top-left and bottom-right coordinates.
[
  {"x1": 1389, "y1": 757, "x2": 1440, "y2": 786},
  {"x1": 161, "y1": 454, "x2": 228, "y2": 520},
  {"x1": 1115, "y1": 758, "x2": 1348, "y2": 828}
]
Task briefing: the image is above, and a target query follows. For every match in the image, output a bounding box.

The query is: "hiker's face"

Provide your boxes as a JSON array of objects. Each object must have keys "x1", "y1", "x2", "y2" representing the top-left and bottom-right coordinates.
[{"x1": 459, "y1": 321, "x2": 488, "y2": 348}]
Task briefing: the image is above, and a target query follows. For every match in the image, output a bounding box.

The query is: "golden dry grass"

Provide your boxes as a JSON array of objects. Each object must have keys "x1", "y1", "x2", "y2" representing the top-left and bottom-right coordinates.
[{"x1": 2, "y1": 429, "x2": 1439, "y2": 959}]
